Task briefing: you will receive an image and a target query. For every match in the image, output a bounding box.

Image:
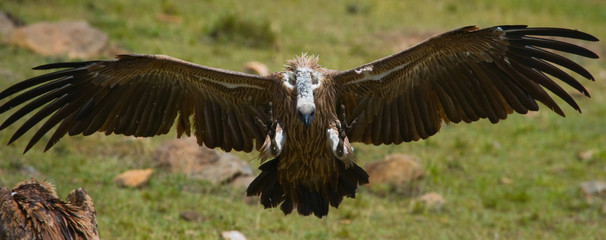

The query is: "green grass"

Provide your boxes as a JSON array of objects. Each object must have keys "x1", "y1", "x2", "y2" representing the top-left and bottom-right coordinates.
[{"x1": 1, "y1": 0, "x2": 605, "y2": 239}]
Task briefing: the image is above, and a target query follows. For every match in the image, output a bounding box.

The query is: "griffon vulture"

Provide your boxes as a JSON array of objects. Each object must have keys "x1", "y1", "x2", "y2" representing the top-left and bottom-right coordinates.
[
  {"x1": 0, "y1": 25, "x2": 599, "y2": 218},
  {"x1": 0, "y1": 179, "x2": 99, "y2": 240}
]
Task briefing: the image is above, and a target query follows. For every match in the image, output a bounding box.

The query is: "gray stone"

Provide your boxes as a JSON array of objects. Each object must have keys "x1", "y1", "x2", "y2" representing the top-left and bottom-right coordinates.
[
  {"x1": 154, "y1": 137, "x2": 254, "y2": 185},
  {"x1": 9, "y1": 20, "x2": 109, "y2": 59},
  {"x1": 0, "y1": 11, "x2": 17, "y2": 37},
  {"x1": 580, "y1": 180, "x2": 606, "y2": 198}
]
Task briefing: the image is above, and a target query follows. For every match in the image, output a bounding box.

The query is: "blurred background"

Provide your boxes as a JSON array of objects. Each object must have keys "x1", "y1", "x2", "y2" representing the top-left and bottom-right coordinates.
[{"x1": 0, "y1": 0, "x2": 605, "y2": 239}]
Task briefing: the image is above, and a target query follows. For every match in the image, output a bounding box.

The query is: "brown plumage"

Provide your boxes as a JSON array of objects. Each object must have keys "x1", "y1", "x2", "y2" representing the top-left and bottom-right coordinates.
[
  {"x1": 0, "y1": 25, "x2": 599, "y2": 218},
  {"x1": 0, "y1": 179, "x2": 98, "y2": 240}
]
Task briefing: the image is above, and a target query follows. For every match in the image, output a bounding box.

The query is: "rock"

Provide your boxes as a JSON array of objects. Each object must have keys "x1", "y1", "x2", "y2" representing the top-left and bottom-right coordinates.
[
  {"x1": 179, "y1": 211, "x2": 206, "y2": 222},
  {"x1": 0, "y1": 11, "x2": 20, "y2": 38},
  {"x1": 154, "y1": 137, "x2": 253, "y2": 185},
  {"x1": 113, "y1": 168, "x2": 153, "y2": 188},
  {"x1": 523, "y1": 111, "x2": 539, "y2": 118},
  {"x1": 577, "y1": 149, "x2": 596, "y2": 162},
  {"x1": 9, "y1": 20, "x2": 109, "y2": 59},
  {"x1": 417, "y1": 192, "x2": 446, "y2": 210},
  {"x1": 500, "y1": 177, "x2": 513, "y2": 185},
  {"x1": 229, "y1": 175, "x2": 256, "y2": 188},
  {"x1": 366, "y1": 154, "x2": 424, "y2": 186},
  {"x1": 243, "y1": 61, "x2": 269, "y2": 76},
  {"x1": 580, "y1": 180, "x2": 606, "y2": 198},
  {"x1": 221, "y1": 230, "x2": 247, "y2": 240}
]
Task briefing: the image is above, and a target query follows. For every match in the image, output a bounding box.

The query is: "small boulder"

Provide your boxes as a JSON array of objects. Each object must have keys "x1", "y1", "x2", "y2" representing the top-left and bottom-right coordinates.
[
  {"x1": 410, "y1": 192, "x2": 446, "y2": 213},
  {"x1": 229, "y1": 175, "x2": 256, "y2": 188},
  {"x1": 0, "y1": 11, "x2": 21, "y2": 38},
  {"x1": 9, "y1": 20, "x2": 109, "y2": 59},
  {"x1": 221, "y1": 230, "x2": 247, "y2": 240},
  {"x1": 154, "y1": 137, "x2": 253, "y2": 185},
  {"x1": 113, "y1": 168, "x2": 153, "y2": 188},
  {"x1": 179, "y1": 211, "x2": 206, "y2": 222},
  {"x1": 580, "y1": 180, "x2": 606, "y2": 198},
  {"x1": 366, "y1": 154, "x2": 424, "y2": 191},
  {"x1": 243, "y1": 61, "x2": 269, "y2": 76},
  {"x1": 417, "y1": 192, "x2": 445, "y2": 209},
  {"x1": 577, "y1": 149, "x2": 597, "y2": 162}
]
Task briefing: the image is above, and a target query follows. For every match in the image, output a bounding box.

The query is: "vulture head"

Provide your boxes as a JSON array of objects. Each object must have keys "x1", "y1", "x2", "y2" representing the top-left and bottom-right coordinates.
[{"x1": 285, "y1": 54, "x2": 323, "y2": 128}]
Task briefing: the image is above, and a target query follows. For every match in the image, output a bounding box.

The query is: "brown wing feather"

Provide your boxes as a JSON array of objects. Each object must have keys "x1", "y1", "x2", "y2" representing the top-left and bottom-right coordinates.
[
  {"x1": 332, "y1": 25, "x2": 598, "y2": 144},
  {"x1": 0, "y1": 54, "x2": 278, "y2": 152}
]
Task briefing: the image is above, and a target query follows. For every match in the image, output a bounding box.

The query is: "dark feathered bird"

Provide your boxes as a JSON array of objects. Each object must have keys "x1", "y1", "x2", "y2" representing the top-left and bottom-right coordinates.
[
  {"x1": 0, "y1": 25, "x2": 599, "y2": 218},
  {"x1": 0, "y1": 179, "x2": 99, "y2": 240}
]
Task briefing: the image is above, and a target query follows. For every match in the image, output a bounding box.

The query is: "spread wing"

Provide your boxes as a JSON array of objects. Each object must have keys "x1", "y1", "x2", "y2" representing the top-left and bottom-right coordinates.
[
  {"x1": 332, "y1": 25, "x2": 598, "y2": 145},
  {"x1": 0, "y1": 54, "x2": 279, "y2": 152}
]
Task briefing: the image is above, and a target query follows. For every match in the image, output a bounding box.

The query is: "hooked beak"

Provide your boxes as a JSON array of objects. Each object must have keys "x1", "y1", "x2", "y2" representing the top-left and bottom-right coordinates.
[{"x1": 298, "y1": 110, "x2": 315, "y2": 128}]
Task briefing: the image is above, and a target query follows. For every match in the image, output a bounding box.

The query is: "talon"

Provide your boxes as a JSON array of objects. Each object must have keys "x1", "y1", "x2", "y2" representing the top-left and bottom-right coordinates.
[
  {"x1": 259, "y1": 102, "x2": 285, "y2": 159},
  {"x1": 255, "y1": 117, "x2": 268, "y2": 133},
  {"x1": 337, "y1": 104, "x2": 357, "y2": 136},
  {"x1": 257, "y1": 102, "x2": 278, "y2": 138}
]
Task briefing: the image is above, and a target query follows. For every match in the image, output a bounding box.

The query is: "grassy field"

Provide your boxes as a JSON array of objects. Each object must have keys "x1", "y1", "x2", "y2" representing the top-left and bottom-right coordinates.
[{"x1": 1, "y1": 0, "x2": 605, "y2": 239}]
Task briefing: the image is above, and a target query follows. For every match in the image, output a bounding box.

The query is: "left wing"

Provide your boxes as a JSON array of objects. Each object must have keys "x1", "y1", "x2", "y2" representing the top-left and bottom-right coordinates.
[
  {"x1": 0, "y1": 54, "x2": 279, "y2": 152},
  {"x1": 332, "y1": 25, "x2": 598, "y2": 145}
]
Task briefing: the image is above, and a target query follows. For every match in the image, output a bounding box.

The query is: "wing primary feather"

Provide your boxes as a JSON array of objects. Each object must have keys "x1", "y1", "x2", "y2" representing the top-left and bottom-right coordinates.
[
  {"x1": 1, "y1": 84, "x2": 72, "y2": 131},
  {"x1": 507, "y1": 55, "x2": 584, "y2": 110},
  {"x1": 507, "y1": 36, "x2": 599, "y2": 59},
  {"x1": 10, "y1": 93, "x2": 69, "y2": 147},
  {"x1": 507, "y1": 51, "x2": 590, "y2": 97},
  {"x1": 28, "y1": 104, "x2": 76, "y2": 152},
  {"x1": 0, "y1": 68, "x2": 86, "y2": 100},
  {"x1": 504, "y1": 27, "x2": 599, "y2": 42},
  {"x1": 0, "y1": 76, "x2": 73, "y2": 114},
  {"x1": 73, "y1": 98, "x2": 96, "y2": 122},
  {"x1": 32, "y1": 61, "x2": 101, "y2": 70},
  {"x1": 508, "y1": 61, "x2": 568, "y2": 115},
  {"x1": 509, "y1": 45, "x2": 595, "y2": 80}
]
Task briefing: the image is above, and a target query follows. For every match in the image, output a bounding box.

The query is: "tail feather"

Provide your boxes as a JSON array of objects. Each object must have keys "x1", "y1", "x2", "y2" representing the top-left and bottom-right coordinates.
[
  {"x1": 246, "y1": 157, "x2": 369, "y2": 218},
  {"x1": 280, "y1": 198, "x2": 293, "y2": 215},
  {"x1": 247, "y1": 157, "x2": 283, "y2": 208}
]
